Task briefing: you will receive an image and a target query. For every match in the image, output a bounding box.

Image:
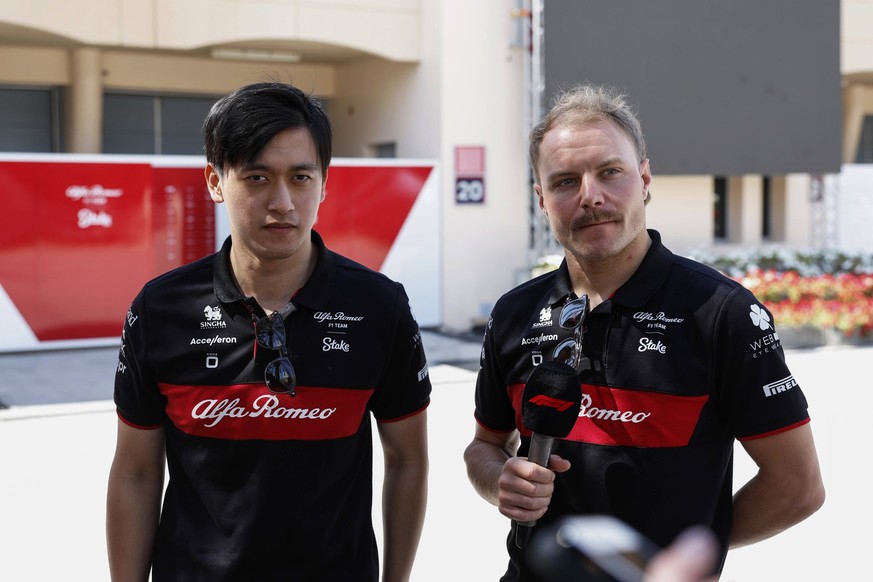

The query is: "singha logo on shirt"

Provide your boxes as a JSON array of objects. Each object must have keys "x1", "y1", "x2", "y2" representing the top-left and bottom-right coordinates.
[
  {"x1": 532, "y1": 306, "x2": 553, "y2": 329},
  {"x1": 201, "y1": 305, "x2": 227, "y2": 329}
]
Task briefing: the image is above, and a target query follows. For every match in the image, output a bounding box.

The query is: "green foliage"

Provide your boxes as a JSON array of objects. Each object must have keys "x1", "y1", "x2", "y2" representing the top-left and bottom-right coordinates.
[{"x1": 688, "y1": 248, "x2": 873, "y2": 278}]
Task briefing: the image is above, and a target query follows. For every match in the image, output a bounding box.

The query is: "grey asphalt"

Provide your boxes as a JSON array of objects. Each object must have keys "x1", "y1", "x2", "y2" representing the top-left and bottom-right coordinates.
[
  {"x1": 0, "y1": 329, "x2": 483, "y2": 408},
  {"x1": 0, "y1": 337, "x2": 870, "y2": 581}
]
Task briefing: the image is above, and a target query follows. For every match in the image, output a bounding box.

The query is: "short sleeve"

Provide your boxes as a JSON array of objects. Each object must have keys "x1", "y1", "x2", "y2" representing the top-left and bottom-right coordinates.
[
  {"x1": 114, "y1": 288, "x2": 167, "y2": 428},
  {"x1": 714, "y1": 286, "x2": 810, "y2": 439},
  {"x1": 367, "y1": 284, "x2": 431, "y2": 421}
]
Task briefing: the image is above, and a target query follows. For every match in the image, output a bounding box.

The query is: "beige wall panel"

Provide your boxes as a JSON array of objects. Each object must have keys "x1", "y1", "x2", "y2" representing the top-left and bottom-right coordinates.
[
  {"x1": 151, "y1": 0, "x2": 419, "y2": 61},
  {"x1": 842, "y1": 85, "x2": 873, "y2": 162},
  {"x1": 67, "y1": 48, "x2": 104, "y2": 153},
  {"x1": 0, "y1": 46, "x2": 69, "y2": 84},
  {"x1": 119, "y1": 0, "x2": 157, "y2": 47},
  {"x1": 309, "y1": 0, "x2": 419, "y2": 8},
  {"x1": 738, "y1": 175, "x2": 764, "y2": 245},
  {"x1": 785, "y1": 174, "x2": 813, "y2": 247},
  {"x1": 842, "y1": 1, "x2": 873, "y2": 73},
  {"x1": 437, "y1": 0, "x2": 528, "y2": 329},
  {"x1": 0, "y1": 0, "x2": 122, "y2": 45},
  {"x1": 298, "y1": 4, "x2": 420, "y2": 61},
  {"x1": 155, "y1": 0, "x2": 301, "y2": 49},
  {"x1": 645, "y1": 176, "x2": 714, "y2": 254},
  {"x1": 332, "y1": 60, "x2": 426, "y2": 157},
  {"x1": 100, "y1": 52, "x2": 335, "y2": 96},
  {"x1": 769, "y1": 175, "x2": 788, "y2": 242}
]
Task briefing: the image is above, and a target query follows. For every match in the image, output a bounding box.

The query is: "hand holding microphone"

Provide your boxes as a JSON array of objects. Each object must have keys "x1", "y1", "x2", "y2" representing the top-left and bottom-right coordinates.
[{"x1": 515, "y1": 360, "x2": 582, "y2": 548}]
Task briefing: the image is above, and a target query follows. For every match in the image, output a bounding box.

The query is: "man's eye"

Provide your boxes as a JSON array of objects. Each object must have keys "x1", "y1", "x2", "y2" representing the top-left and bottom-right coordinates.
[{"x1": 247, "y1": 175, "x2": 267, "y2": 182}]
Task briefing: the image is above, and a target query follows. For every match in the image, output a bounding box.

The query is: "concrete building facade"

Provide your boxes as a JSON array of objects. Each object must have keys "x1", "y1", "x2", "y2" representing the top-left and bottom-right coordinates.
[{"x1": 1, "y1": 0, "x2": 872, "y2": 332}]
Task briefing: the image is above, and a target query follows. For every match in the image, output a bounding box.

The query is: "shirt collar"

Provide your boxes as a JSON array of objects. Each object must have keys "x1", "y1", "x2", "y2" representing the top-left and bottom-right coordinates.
[
  {"x1": 611, "y1": 229, "x2": 673, "y2": 308},
  {"x1": 546, "y1": 229, "x2": 673, "y2": 309},
  {"x1": 213, "y1": 230, "x2": 335, "y2": 310}
]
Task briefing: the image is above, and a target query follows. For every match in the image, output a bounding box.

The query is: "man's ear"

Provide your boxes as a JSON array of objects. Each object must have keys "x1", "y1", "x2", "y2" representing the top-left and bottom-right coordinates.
[
  {"x1": 534, "y1": 183, "x2": 547, "y2": 218},
  {"x1": 640, "y1": 159, "x2": 652, "y2": 189},
  {"x1": 205, "y1": 164, "x2": 224, "y2": 203},
  {"x1": 320, "y1": 169, "x2": 329, "y2": 202}
]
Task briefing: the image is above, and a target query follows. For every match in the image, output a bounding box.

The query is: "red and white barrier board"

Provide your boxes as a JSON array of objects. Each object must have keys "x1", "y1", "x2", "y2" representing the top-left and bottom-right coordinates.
[{"x1": 0, "y1": 154, "x2": 440, "y2": 352}]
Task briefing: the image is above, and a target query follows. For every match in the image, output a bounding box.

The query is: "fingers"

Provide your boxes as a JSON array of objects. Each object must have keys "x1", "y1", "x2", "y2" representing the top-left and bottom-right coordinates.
[
  {"x1": 644, "y1": 527, "x2": 719, "y2": 582},
  {"x1": 547, "y1": 454, "x2": 571, "y2": 473},
  {"x1": 496, "y1": 456, "x2": 564, "y2": 522}
]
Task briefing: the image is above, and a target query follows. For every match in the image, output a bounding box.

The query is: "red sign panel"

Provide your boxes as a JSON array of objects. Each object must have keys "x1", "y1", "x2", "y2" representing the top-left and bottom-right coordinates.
[{"x1": 0, "y1": 157, "x2": 436, "y2": 350}]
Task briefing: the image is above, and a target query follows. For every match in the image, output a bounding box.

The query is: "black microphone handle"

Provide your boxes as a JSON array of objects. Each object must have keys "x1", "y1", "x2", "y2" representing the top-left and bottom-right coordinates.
[
  {"x1": 518, "y1": 433, "x2": 554, "y2": 528},
  {"x1": 516, "y1": 432, "x2": 555, "y2": 548},
  {"x1": 527, "y1": 432, "x2": 555, "y2": 466}
]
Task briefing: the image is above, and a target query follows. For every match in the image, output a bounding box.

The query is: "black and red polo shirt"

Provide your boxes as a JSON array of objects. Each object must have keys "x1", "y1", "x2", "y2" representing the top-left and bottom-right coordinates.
[
  {"x1": 474, "y1": 229, "x2": 810, "y2": 581},
  {"x1": 114, "y1": 230, "x2": 431, "y2": 581}
]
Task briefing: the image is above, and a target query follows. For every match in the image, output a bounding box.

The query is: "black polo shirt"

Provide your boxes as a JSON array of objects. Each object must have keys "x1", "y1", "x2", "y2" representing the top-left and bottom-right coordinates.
[
  {"x1": 115, "y1": 231, "x2": 431, "y2": 581},
  {"x1": 474, "y1": 229, "x2": 810, "y2": 580}
]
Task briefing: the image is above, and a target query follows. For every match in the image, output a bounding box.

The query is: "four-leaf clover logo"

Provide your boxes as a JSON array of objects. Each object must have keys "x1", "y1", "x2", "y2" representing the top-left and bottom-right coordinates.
[{"x1": 749, "y1": 304, "x2": 772, "y2": 330}]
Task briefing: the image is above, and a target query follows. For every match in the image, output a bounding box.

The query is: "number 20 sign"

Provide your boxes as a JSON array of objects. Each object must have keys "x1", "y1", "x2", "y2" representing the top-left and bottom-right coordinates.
[
  {"x1": 456, "y1": 178, "x2": 484, "y2": 204},
  {"x1": 455, "y1": 146, "x2": 485, "y2": 204}
]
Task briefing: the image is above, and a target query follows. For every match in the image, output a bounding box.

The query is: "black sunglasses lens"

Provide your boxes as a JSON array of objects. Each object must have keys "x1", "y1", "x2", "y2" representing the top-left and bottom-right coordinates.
[
  {"x1": 560, "y1": 297, "x2": 588, "y2": 330},
  {"x1": 553, "y1": 337, "x2": 577, "y2": 368},
  {"x1": 256, "y1": 314, "x2": 286, "y2": 349},
  {"x1": 265, "y1": 357, "x2": 297, "y2": 396}
]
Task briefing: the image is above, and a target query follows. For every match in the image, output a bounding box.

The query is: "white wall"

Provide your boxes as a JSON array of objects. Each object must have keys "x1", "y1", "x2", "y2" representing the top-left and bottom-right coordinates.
[
  {"x1": 0, "y1": 0, "x2": 868, "y2": 333},
  {"x1": 332, "y1": 1, "x2": 531, "y2": 331},
  {"x1": 645, "y1": 176, "x2": 714, "y2": 255},
  {"x1": 842, "y1": 0, "x2": 873, "y2": 74},
  {"x1": 784, "y1": 174, "x2": 814, "y2": 247},
  {"x1": 837, "y1": 164, "x2": 873, "y2": 253},
  {"x1": 437, "y1": 0, "x2": 530, "y2": 329},
  {"x1": 0, "y1": 0, "x2": 422, "y2": 61}
]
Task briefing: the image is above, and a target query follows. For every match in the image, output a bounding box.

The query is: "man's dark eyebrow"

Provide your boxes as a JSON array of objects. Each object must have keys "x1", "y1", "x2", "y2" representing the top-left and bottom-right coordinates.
[
  {"x1": 238, "y1": 161, "x2": 320, "y2": 173},
  {"x1": 596, "y1": 156, "x2": 627, "y2": 169},
  {"x1": 544, "y1": 170, "x2": 577, "y2": 184},
  {"x1": 289, "y1": 162, "x2": 320, "y2": 173}
]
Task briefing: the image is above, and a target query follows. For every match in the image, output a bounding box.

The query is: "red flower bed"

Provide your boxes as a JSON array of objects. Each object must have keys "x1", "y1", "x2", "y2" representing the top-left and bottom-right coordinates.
[{"x1": 735, "y1": 270, "x2": 873, "y2": 338}]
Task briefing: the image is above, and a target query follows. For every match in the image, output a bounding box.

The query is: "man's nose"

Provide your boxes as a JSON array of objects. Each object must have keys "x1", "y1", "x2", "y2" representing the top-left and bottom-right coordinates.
[
  {"x1": 579, "y1": 175, "x2": 604, "y2": 207},
  {"x1": 268, "y1": 182, "x2": 295, "y2": 213}
]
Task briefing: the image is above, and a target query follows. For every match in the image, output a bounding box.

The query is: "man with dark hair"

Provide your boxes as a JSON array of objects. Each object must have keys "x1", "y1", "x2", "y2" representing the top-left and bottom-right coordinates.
[
  {"x1": 463, "y1": 83, "x2": 825, "y2": 581},
  {"x1": 107, "y1": 81, "x2": 431, "y2": 581}
]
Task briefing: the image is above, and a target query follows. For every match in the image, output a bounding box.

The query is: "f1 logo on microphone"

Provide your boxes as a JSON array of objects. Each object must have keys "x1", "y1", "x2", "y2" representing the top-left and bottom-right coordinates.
[{"x1": 528, "y1": 395, "x2": 575, "y2": 412}]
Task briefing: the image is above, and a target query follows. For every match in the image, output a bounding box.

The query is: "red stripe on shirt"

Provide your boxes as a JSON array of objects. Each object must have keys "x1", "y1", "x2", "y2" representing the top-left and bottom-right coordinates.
[
  {"x1": 737, "y1": 417, "x2": 810, "y2": 441},
  {"x1": 509, "y1": 382, "x2": 709, "y2": 448},
  {"x1": 159, "y1": 383, "x2": 373, "y2": 440}
]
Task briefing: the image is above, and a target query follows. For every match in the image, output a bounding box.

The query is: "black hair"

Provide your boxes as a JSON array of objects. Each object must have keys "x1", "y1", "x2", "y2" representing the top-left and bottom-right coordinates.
[{"x1": 203, "y1": 81, "x2": 332, "y2": 176}]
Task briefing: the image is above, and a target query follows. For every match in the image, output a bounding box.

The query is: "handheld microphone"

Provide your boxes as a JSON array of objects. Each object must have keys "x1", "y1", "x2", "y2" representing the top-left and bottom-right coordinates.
[{"x1": 515, "y1": 360, "x2": 582, "y2": 548}]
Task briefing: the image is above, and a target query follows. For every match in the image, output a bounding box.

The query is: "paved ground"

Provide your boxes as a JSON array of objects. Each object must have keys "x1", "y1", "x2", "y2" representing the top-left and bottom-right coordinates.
[
  {"x1": 0, "y1": 336, "x2": 868, "y2": 581},
  {"x1": 0, "y1": 329, "x2": 484, "y2": 409}
]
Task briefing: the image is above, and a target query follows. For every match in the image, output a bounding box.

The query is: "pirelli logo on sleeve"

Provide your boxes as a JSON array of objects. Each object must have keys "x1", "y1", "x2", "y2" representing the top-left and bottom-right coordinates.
[{"x1": 762, "y1": 375, "x2": 798, "y2": 398}]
